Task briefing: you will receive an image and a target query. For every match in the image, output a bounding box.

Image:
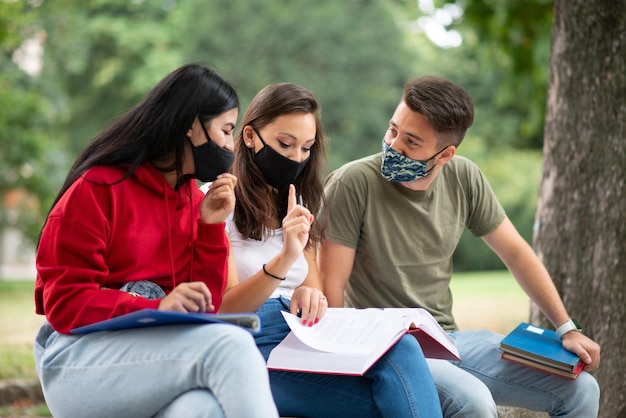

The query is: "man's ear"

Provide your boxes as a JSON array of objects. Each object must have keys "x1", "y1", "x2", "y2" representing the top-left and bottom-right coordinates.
[{"x1": 438, "y1": 145, "x2": 456, "y2": 164}]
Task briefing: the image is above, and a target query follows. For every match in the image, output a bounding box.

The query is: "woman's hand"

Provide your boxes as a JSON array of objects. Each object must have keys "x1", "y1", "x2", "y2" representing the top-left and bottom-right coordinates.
[
  {"x1": 281, "y1": 184, "x2": 314, "y2": 261},
  {"x1": 200, "y1": 173, "x2": 237, "y2": 224},
  {"x1": 290, "y1": 285, "x2": 328, "y2": 327},
  {"x1": 158, "y1": 282, "x2": 214, "y2": 313}
]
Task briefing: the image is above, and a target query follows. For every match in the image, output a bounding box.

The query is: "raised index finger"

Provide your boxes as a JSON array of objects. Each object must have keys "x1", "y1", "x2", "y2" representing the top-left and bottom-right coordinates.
[{"x1": 287, "y1": 184, "x2": 297, "y2": 213}]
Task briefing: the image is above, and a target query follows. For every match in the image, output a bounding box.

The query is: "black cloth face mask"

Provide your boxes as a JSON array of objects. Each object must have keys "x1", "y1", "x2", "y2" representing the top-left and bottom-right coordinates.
[
  {"x1": 251, "y1": 126, "x2": 310, "y2": 190},
  {"x1": 189, "y1": 123, "x2": 235, "y2": 183}
]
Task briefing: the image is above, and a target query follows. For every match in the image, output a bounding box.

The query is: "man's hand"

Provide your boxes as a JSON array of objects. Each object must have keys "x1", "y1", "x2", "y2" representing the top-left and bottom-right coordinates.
[{"x1": 561, "y1": 331, "x2": 601, "y2": 371}]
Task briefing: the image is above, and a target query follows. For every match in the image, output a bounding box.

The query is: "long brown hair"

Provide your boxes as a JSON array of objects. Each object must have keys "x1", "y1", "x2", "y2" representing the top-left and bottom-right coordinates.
[{"x1": 232, "y1": 83, "x2": 327, "y2": 244}]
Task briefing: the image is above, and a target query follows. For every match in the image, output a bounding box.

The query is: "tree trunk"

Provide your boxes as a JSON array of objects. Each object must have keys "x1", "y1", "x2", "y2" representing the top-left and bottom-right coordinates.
[{"x1": 532, "y1": 1, "x2": 626, "y2": 417}]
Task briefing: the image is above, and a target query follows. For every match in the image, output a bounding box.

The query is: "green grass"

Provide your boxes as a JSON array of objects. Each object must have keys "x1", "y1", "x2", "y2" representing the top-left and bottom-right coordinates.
[
  {"x1": 0, "y1": 280, "x2": 41, "y2": 380},
  {"x1": 450, "y1": 270, "x2": 531, "y2": 334},
  {"x1": 0, "y1": 349, "x2": 38, "y2": 380},
  {"x1": 451, "y1": 269, "x2": 522, "y2": 295},
  {"x1": 0, "y1": 402, "x2": 51, "y2": 417},
  {"x1": 0, "y1": 280, "x2": 50, "y2": 417}
]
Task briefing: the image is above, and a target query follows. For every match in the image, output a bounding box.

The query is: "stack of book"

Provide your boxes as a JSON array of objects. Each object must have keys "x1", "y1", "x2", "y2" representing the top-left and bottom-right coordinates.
[{"x1": 500, "y1": 322, "x2": 584, "y2": 380}]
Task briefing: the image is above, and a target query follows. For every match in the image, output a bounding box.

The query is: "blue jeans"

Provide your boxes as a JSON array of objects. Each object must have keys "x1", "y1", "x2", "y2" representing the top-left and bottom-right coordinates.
[
  {"x1": 428, "y1": 329, "x2": 600, "y2": 418},
  {"x1": 119, "y1": 280, "x2": 166, "y2": 299},
  {"x1": 34, "y1": 320, "x2": 279, "y2": 418},
  {"x1": 254, "y1": 297, "x2": 442, "y2": 418}
]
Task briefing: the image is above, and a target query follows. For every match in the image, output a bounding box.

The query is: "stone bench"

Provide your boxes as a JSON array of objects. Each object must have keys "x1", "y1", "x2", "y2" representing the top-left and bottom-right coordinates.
[
  {"x1": 497, "y1": 405, "x2": 549, "y2": 417},
  {"x1": 0, "y1": 379, "x2": 548, "y2": 418},
  {"x1": 282, "y1": 406, "x2": 548, "y2": 418},
  {"x1": 282, "y1": 407, "x2": 548, "y2": 417}
]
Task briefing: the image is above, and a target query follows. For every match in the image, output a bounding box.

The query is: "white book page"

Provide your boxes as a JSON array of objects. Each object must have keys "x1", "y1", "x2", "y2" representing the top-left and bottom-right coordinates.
[{"x1": 281, "y1": 308, "x2": 407, "y2": 354}]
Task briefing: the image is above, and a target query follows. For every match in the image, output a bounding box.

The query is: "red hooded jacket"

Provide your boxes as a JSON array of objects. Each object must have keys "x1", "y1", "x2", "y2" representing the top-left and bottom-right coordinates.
[{"x1": 35, "y1": 163, "x2": 230, "y2": 334}]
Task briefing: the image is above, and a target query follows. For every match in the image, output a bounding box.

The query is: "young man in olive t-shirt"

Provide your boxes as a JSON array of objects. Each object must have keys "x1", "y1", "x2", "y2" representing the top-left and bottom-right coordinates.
[{"x1": 318, "y1": 76, "x2": 601, "y2": 418}]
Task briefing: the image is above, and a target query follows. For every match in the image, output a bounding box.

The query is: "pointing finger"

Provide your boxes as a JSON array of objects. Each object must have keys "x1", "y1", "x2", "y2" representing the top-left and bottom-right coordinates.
[{"x1": 287, "y1": 184, "x2": 297, "y2": 213}]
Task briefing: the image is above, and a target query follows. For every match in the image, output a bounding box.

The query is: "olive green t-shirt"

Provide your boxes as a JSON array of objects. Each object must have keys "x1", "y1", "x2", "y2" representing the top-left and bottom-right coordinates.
[{"x1": 322, "y1": 154, "x2": 506, "y2": 331}]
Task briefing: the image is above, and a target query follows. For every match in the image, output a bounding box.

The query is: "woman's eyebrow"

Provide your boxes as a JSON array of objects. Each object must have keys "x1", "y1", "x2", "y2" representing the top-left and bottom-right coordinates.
[{"x1": 276, "y1": 132, "x2": 316, "y2": 144}]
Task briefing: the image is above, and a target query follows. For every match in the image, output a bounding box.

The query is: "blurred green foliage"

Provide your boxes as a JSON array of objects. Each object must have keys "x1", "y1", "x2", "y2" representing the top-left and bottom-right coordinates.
[
  {"x1": 0, "y1": 0, "x2": 551, "y2": 271},
  {"x1": 0, "y1": 1, "x2": 63, "y2": 240},
  {"x1": 393, "y1": 0, "x2": 552, "y2": 149}
]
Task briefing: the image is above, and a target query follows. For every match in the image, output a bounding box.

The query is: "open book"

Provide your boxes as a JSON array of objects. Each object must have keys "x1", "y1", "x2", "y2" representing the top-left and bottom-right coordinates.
[
  {"x1": 267, "y1": 307, "x2": 460, "y2": 375},
  {"x1": 70, "y1": 309, "x2": 262, "y2": 334},
  {"x1": 500, "y1": 322, "x2": 583, "y2": 380}
]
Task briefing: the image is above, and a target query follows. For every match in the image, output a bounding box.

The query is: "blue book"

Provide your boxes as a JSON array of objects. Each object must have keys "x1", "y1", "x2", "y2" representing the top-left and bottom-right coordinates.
[
  {"x1": 70, "y1": 309, "x2": 262, "y2": 334},
  {"x1": 500, "y1": 322, "x2": 583, "y2": 379}
]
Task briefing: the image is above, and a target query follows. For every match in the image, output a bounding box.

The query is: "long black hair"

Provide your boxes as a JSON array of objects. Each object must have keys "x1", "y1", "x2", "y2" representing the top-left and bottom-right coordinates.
[
  {"x1": 38, "y1": 64, "x2": 238, "y2": 247},
  {"x1": 47, "y1": 63, "x2": 239, "y2": 216}
]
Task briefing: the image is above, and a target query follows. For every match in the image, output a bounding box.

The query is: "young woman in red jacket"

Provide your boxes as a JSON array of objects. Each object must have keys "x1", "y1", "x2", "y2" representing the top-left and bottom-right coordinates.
[{"x1": 34, "y1": 64, "x2": 278, "y2": 418}]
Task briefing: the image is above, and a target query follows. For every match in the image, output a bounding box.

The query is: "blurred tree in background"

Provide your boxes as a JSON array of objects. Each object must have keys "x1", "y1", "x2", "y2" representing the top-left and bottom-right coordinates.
[
  {"x1": 449, "y1": 0, "x2": 553, "y2": 150},
  {"x1": 0, "y1": 0, "x2": 64, "y2": 249},
  {"x1": 38, "y1": 0, "x2": 183, "y2": 154},
  {"x1": 175, "y1": 0, "x2": 413, "y2": 169},
  {"x1": 392, "y1": 0, "x2": 552, "y2": 150},
  {"x1": 1, "y1": 0, "x2": 551, "y2": 272},
  {"x1": 531, "y1": 1, "x2": 626, "y2": 414}
]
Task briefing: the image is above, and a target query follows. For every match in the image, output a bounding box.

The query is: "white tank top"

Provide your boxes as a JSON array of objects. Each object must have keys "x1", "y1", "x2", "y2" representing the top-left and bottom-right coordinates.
[{"x1": 225, "y1": 214, "x2": 308, "y2": 299}]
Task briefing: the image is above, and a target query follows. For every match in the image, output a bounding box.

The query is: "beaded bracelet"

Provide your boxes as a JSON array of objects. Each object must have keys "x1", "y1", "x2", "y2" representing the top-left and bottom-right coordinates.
[{"x1": 263, "y1": 264, "x2": 286, "y2": 281}]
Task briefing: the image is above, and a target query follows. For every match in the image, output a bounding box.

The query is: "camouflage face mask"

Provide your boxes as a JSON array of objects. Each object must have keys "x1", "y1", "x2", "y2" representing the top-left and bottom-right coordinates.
[{"x1": 380, "y1": 138, "x2": 447, "y2": 182}]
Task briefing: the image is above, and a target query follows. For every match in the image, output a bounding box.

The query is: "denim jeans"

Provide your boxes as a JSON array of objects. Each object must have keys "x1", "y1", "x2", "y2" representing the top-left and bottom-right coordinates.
[
  {"x1": 428, "y1": 329, "x2": 600, "y2": 418},
  {"x1": 254, "y1": 297, "x2": 442, "y2": 418},
  {"x1": 34, "y1": 320, "x2": 279, "y2": 418},
  {"x1": 119, "y1": 280, "x2": 166, "y2": 299}
]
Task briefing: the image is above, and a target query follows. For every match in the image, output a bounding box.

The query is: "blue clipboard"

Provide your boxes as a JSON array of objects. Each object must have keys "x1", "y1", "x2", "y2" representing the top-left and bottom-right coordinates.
[{"x1": 70, "y1": 309, "x2": 262, "y2": 334}]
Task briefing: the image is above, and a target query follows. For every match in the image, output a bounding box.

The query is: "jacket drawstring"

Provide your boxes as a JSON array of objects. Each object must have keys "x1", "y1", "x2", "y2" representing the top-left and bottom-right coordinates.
[
  {"x1": 164, "y1": 179, "x2": 176, "y2": 291},
  {"x1": 188, "y1": 184, "x2": 195, "y2": 283}
]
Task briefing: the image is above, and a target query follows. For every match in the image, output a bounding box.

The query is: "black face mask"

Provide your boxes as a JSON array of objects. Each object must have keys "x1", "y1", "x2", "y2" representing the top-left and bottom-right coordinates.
[
  {"x1": 189, "y1": 123, "x2": 235, "y2": 183},
  {"x1": 251, "y1": 126, "x2": 310, "y2": 190}
]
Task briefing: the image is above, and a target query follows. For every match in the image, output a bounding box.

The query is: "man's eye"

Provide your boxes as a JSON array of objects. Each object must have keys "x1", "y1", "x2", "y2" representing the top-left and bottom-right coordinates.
[{"x1": 406, "y1": 137, "x2": 419, "y2": 147}]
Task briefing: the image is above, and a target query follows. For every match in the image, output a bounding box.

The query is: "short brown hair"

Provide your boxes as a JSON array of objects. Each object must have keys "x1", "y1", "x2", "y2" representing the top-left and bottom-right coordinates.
[{"x1": 403, "y1": 76, "x2": 474, "y2": 146}]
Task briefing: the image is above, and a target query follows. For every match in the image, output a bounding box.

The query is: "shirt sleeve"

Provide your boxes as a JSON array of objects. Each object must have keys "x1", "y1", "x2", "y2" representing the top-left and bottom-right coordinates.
[
  {"x1": 462, "y1": 159, "x2": 506, "y2": 237},
  {"x1": 192, "y1": 221, "x2": 229, "y2": 310},
  {"x1": 36, "y1": 179, "x2": 159, "y2": 334},
  {"x1": 322, "y1": 166, "x2": 368, "y2": 250}
]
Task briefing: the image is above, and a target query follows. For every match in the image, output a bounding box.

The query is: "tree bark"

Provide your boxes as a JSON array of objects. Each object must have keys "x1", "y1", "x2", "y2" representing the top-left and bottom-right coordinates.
[{"x1": 532, "y1": 1, "x2": 626, "y2": 416}]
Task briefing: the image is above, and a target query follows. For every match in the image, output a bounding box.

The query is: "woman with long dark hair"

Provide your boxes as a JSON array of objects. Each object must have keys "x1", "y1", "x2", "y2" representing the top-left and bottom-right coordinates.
[{"x1": 34, "y1": 64, "x2": 278, "y2": 418}]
